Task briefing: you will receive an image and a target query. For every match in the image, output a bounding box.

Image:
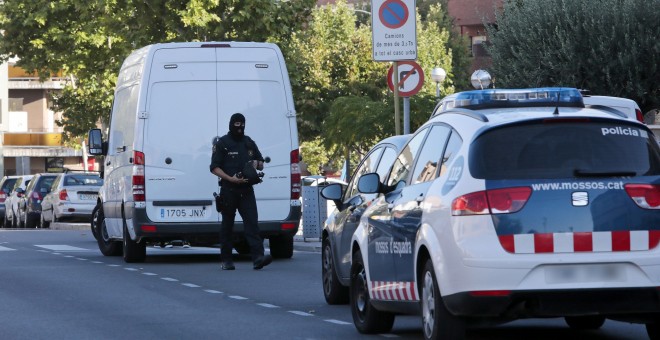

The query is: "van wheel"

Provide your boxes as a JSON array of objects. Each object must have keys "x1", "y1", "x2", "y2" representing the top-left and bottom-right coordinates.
[
  {"x1": 350, "y1": 250, "x2": 395, "y2": 333},
  {"x1": 323, "y1": 238, "x2": 349, "y2": 304},
  {"x1": 565, "y1": 316, "x2": 605, "y2": 330},
  {"x1": 421, "y1": 259, "x2": 465, "y2": 340},
  {"x1": 40, "y1": 214, "x2": 50, "y2": 229},
  {"x1": 269, "y1": 234, "x2": 294, "y2": 259},
  {"x1": 647, "y1": 322, "x2": 660, "y2": 340},
  {"x1": 123, "y1": 217, "x2": 146, "y2": 263},
  {"x1": 96, "y1": 207, "x2": 122, "y2": 256}
]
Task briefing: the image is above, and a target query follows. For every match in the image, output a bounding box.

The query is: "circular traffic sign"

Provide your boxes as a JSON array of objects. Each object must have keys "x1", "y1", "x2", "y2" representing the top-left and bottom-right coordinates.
[
  {"x1": 379, "y1": 0, "x2": 409, "y2": 29},
  {"x1": 387, "y1": 61, "x2": 425, "y2": 97}
]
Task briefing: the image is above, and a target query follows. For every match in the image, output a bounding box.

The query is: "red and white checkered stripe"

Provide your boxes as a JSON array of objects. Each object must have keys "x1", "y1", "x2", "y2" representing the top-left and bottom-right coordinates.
[
  {"x1": 370, "y1": 281, "x2": 417, "y2": 301},
  {"x1": 499, "y1": 230, "x2": 660, "y2": 254}
]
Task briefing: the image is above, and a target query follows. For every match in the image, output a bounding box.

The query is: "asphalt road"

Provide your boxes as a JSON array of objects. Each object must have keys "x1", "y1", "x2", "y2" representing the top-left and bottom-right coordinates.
[{"x1": 0, "y1": 226, "x2": 652, "y2": 339}]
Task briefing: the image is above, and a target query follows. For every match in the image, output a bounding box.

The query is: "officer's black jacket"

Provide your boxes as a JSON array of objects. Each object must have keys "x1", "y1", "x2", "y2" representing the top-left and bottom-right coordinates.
[{"x1": 210, "y1": 134, "x2": 264, "y2": 189}]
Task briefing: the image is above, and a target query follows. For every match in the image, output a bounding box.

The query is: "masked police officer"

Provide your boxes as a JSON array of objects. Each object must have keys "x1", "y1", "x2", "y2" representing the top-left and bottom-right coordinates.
[{"x1": 210, "y1": 113, "x2": 272, "y2": 270}]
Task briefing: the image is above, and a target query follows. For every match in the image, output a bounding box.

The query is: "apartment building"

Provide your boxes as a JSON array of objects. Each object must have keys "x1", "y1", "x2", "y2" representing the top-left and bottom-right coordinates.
[
  {"x1": 0, "y1": 60, "x2": 90, "y2": 176},
  {"x1": 447, "y1": 0, "x2": 502, "y2": 71}
]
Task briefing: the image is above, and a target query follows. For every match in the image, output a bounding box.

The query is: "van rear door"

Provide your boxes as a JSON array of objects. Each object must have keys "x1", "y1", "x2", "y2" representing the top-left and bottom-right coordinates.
[
  {"x1": 216, "y1": 46, "x2": 293, "y2": 222},
  {"x1": 142, "y1": 47, "x2": 219, "y2": 223}
]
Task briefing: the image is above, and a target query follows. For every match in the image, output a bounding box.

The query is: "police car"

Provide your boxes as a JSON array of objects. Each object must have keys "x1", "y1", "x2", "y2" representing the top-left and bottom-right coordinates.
[{"x1": 349, "y1": 88, "x2": 660, "y2": 339}]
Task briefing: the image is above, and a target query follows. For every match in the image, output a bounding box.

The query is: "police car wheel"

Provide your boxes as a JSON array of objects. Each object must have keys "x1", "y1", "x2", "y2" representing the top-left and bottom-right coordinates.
[
  {"x1": 96, "y1": 206, "x2": 122, "y2": 256},
  {"x1": 322, "y1": 239, "x2": 349, "y2": 305},
  {"x1": 350, "y1": 250, "x2": 395, "y2": 333},
  {"x1": 421, "y1": 259, "x2": 465, "y2": 340},
  {"x1": 564, "y1": 316, "x2": 605, "y2": 330},
  {"x1": 647, "y1": 322, "x2": 660, "y2": 340}
]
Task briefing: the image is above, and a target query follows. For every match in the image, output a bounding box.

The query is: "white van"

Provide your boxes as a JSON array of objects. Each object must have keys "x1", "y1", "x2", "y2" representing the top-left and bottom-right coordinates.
[
  {"x1": 582, "y1": 94, "x2": 644, "y2": 123},
  {"x1": 88, "y1": 42, "x2": 301, "y2": 263}
]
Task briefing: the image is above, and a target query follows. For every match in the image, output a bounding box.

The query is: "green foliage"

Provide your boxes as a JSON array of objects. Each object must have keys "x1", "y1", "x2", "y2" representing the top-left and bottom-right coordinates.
[
  {"x1": 300, "y1": 137, "x2": 337, "y2": 176},
  {"x1": 0, "y1": 0, "x2": 315, "y2": 141},
  {"x1": 487, "y1": 0, "x2": 659, "y2": 113}
]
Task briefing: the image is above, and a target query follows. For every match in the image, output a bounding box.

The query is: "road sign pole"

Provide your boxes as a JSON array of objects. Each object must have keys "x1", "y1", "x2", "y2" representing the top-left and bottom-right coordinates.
[
  {"x1": 393, "y1": 61, "x2": 400, "y2": 135},
  {"x1": 403, "y1": 97, "x2": 410, "y2": 134}
]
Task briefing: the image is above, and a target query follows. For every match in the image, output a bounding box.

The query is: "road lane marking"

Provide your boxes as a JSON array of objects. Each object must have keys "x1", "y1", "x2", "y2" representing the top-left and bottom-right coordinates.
[
  {"x1": 289, "y1": 311, "x2": 313, "y2": 317},
  {"x1": 35, "y1": 245, "x2": 89, "y2": 251},
  {"x1": 257, "y1": 303, "x2": 279, "y2": 308},
  {"x1": 142, "y1": 272, "x2": 157, "y2": 276},
  {"x1": 161, "y1": 277, "x2": 178, "y2": 282},
  {"x1": 204, "y1": 290, "x2": 223, "y2": 294},
  {"x1": 91, "y1": 261, "x2": 103, "y2": 264},
  {"x1": 107, "y1": 264, "x2": 121, "y2": 267},
  {"x1": 182, "y1": 283, "x2": 200, "y2": 288},
  {"x1": 124, "y1": 268, "x2": 139, "y2": 271},
  {"x1": 324, "y1": 319, "x2": 351, "y2": 325},
  {"x1": 0, "y1": 246, "x2": 16, "y2": 251},
  {"x1": 229, "y1": 295, "x2": 247, "y2": 300}
]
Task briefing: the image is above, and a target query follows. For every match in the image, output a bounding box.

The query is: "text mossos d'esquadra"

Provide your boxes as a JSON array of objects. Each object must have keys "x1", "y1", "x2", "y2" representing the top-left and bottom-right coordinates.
[{"x1": 375, "y1": 238, "x2": 412, "y2": 257}]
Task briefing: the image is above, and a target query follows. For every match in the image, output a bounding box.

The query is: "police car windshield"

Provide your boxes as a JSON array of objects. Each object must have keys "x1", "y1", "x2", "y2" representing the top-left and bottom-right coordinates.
[{"x1": 469, "y1": 120, "x2": 660, "y2": 180}]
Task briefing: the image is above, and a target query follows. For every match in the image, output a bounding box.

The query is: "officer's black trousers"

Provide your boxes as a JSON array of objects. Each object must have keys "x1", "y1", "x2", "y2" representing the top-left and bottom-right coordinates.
[{"x1": 219, "y1": 188, "x2": 264, "y2": 263}]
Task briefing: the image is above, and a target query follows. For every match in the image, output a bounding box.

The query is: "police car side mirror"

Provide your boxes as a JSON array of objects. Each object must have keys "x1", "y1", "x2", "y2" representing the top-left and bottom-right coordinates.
[
  {"x1": 357, "y1": 173, "x2": 381, "y2": 194},
  {"x1": 320, "y1": 183, "x2": 344, "y2": 211}
]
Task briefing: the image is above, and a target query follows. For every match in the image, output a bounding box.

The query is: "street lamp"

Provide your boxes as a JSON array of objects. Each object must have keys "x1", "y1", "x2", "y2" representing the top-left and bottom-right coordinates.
[
  {"x1": 470, "y1": 69, "x2": 491, "y2": 89},
  {"x1": 431, "y1": 67, "x2": 446, "y2": 102}
]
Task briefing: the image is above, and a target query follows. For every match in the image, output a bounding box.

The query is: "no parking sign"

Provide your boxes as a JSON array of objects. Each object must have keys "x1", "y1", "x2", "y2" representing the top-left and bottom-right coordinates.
[{"x1": 371, "y1": 0, "x2": 417, "y2": 61}]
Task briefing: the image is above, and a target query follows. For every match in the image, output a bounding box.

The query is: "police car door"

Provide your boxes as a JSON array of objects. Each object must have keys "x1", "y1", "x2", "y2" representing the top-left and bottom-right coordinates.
[
  {"x1": 367, "y1": 128, "x2": 428, "y2": 291},
  {"x1": 387, "y1": 126, "x2": 452, "y2": 284}
]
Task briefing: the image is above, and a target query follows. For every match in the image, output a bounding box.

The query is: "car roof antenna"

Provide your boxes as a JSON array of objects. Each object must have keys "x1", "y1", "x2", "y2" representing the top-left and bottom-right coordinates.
[{"x1": 553, "y1": 87, "x2": 561, "y2": 116}]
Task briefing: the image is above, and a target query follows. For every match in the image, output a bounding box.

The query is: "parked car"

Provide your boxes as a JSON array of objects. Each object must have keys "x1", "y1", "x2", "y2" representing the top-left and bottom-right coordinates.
[
  {"x1": 0, "y1": 176, "x2": 20, "y2": 227},
  {"x1": 41, "y1": 172, "x2": 103, "y2": 228},
  {"x1": 302, "y1": 175, "x2": 348, "y2": 187},
  {"x1": 346, "y1": 88, "x2": 660, "y2": 339},
  {"x1": 318, "y1": 134, "x2": 411, "y2": 305},
  {"x1": 3, "y1": 175, "x2": 33, "y2": 228},
  {"x1": 17, "y1": 173, "x2": 58, "y2": 228}
]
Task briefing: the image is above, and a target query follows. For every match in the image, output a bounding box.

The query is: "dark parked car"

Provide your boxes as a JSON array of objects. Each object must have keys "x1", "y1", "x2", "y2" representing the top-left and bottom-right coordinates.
[
  {"x1": 319, "y1": 134, "x2": 411, "y2": 304},
  {"x1": 17, "y1": 173, "x2": 57, "y2": 228}
]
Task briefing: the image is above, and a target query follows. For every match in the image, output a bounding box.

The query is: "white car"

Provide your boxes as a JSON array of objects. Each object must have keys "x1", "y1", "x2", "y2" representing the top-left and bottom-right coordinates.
[
  {"x1": 40, "y1": 172, "x2": 103, "y2": 228},
  {"x1": 3, "y1": 175, "x2": 33, "y2": 228},
  {"x1": 348, "y1": 88, "x2": 660, "y2": 339}
]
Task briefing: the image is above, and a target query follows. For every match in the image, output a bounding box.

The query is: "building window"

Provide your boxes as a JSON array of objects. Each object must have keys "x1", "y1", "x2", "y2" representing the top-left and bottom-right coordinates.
[
  {"x1": 9, "y1": 98, "x2": 23, "y2": 111},
  {"x1": 471, "y1": 35, "x2": 489, "y2": 57}
]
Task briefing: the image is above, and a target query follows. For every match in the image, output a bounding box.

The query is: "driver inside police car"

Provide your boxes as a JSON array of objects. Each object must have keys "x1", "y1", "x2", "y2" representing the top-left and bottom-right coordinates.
[{"x1": 210, "y1": 113, "x2": 271, "y2": 271}]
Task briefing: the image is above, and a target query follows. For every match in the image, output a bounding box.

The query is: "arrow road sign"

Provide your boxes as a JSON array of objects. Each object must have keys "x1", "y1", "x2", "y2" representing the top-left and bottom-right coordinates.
[{"x1": 387, "y1": 61, "x2": 425, "y2": 97}]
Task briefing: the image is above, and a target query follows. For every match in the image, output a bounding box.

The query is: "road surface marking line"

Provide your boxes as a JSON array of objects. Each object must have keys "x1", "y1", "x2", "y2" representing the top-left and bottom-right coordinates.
[
  {"x1": 142, "y1": 272, "x2": 157, "y2": 276},
  {"x1": 229, "y1": 295, "x2": 248, "y2": 300},
  {"x1": 107, "y1": 264, "x2": 121, "y2": 267},
  {"x1": 324, "y1": 319, "x2": 351, "y2": 325},
  {"x1": 288, "y1": 311, "x2": 313, "y2": 317},
  {"x1": 76, "y1": 258, "x2": 87, "y2": 261},
  {"x1": 64, "y1": 255, "x2": 74, "y2": 258},
  {"x1": 0, "y1": 246, "x2": 16, "y2": 251},
  {"x1": 124, "y1": 268, "x2": 139, "y2": 271},
  {"x1": 35, "y1": 245, "x2": 89, "y2": 251},
  {"x1": 182, "y1": 283, "x2": 200, "y2": 288},
  {"x1": 257, "y1": 303, "x2": 279, "y2": 308},
  {"x1": 204, "y1": 290, "x2": 223, "y2": 294},
  {"x1": 91, "y1": 261, "x2": 103, "y2": 264},
  {"x1": 161, "y1": 277, "x2": 178, "y2": 282}
]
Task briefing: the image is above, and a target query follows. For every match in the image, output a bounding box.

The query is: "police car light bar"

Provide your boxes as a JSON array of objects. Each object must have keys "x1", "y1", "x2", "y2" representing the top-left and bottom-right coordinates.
[{"x1": 449, "y1": 88, "x2": 584, "y2": 110}]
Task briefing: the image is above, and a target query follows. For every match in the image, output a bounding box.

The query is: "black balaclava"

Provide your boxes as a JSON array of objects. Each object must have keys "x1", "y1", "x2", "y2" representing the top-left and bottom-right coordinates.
[{"x1": 229, "y1": 113, "x2": 246, "y2": 140}]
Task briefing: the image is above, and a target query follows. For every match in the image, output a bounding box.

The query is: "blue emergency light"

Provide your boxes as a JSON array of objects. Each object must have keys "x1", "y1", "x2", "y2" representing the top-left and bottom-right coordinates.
[{"x1": 450, "y1": 88, "x2": 584, "y2": 110}]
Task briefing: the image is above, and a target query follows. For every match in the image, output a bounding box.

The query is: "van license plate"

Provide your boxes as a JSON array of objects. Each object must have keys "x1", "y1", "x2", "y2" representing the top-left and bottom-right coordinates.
[{"x1": 160, "y1": 208, "x2": 206, "y2": 219}]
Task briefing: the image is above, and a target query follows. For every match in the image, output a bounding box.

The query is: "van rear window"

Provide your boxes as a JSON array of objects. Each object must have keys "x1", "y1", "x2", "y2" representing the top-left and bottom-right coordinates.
[{"x1": 469, "y1": 120, "x2": 660, "y2": 179}]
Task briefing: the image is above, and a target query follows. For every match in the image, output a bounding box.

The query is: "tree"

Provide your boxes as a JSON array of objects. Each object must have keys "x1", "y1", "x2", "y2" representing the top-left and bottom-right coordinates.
[
  {"x1": 486, "y1": 0, "x2": 659, "y2": 114},
  {"x1": 290, "y1": 1, "x2": 466, "y2": 177},
  {"x1": 0, "y1": 0, "x2": 315, "y2": 142}
]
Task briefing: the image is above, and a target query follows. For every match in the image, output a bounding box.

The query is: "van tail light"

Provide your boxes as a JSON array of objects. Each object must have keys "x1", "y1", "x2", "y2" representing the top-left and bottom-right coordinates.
[
  {"x1": 635, "y1": 109, "x2": 644, "y2": 123},
  {"x1": 452, "y1": 187, "x2": 532, "y2": 216},
  {"x1": 290, "y1": 149, "x2": 301, "y2": 200},
  {"x1": 625, "y1": 184, "x2": 660, "y2": 209},
  {"x1": 132, "y1": 151, "x2": 146, "y2": 202},
  {"x1": 59, "y1": 189, "x2": 69, "y2": 201},
  {"x1": 0, "y1": 190, "x2": 6, "y2": 203}
]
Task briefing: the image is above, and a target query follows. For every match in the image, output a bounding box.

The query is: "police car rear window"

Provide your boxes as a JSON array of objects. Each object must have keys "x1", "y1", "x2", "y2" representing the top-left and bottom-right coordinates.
[{"x1": 469, "y1": 120, "x2": 660, "y2": 180}]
